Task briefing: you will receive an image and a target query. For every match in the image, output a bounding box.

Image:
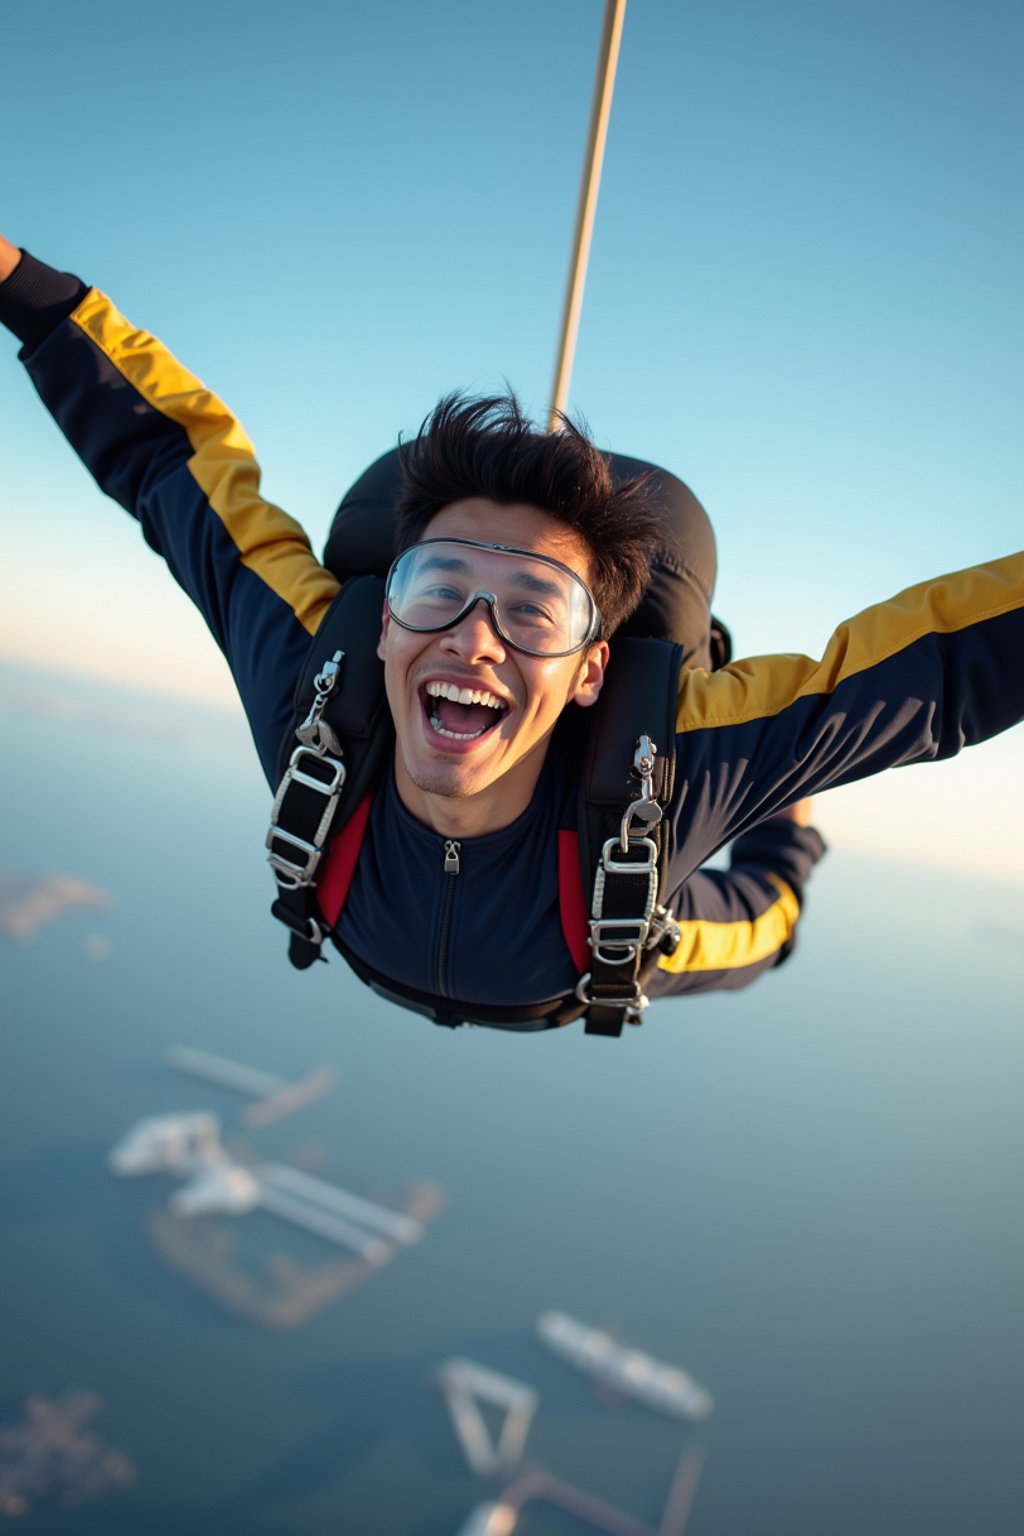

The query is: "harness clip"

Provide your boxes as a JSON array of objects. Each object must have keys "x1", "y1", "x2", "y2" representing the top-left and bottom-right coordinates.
[
  {"x1": 266, "y1": 828, "x2": 325, "y2": 890},
  {"x1": 575, "y1": 972, "x2": 650, "y2": 1024},
  {"x1": 296, "y1": 649, "x2": 346, "y2": 754},
  {"x1": 266, "y1": 745, "x2": 347, "y2": 889},
  {"x1": 599, "y1": 836, "x2": 658, "y2": 878},
  {"x1": 619, "y1": 735, "x2": 662, "y2": 850},
  {"x1": 589, "y1": 916, "x2": 651, "y2": 965}
]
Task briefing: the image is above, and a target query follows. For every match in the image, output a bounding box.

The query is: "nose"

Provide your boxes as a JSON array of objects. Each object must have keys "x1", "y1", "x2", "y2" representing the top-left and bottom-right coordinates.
[{"x1": 439, "y1": 597, "x2": 507, "y2": 663}]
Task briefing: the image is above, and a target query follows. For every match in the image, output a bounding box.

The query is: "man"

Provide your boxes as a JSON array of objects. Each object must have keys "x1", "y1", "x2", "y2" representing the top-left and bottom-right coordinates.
[{"x1": 3, "y1": 239, "x2": 1021, "y2": 1033}]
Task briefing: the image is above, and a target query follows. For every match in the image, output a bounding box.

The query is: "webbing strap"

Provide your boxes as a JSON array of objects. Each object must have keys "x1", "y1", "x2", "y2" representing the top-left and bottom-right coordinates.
[
  {"x1": 580, "y1": 825, "x2": 662, "y2": 1037},
  {"x1": 267, "y1": 576, "x2": 392, "y2": 970},
  {"x1": 575, "y1": 637, "x2": 684, "y2": 1037}
]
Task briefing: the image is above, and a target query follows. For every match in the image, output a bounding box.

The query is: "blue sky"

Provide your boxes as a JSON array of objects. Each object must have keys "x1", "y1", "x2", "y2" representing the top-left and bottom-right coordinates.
[{"x1": 1, "y1": 0, "x2": 1021, "y2": 879}]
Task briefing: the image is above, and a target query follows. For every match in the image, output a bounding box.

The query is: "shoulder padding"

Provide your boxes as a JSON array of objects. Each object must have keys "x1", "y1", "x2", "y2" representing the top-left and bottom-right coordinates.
[
  {"x1": 580, "y1": 636, "x2": 682, "y2": 807},
  {"x1": 278, "y1": 574, "x2": 394, "y2": 794}
]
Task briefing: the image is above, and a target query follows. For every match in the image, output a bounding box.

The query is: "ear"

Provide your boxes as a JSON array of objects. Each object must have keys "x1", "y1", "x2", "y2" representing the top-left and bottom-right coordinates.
[
  {"x1": 376, "y1": 602, "x2": 391, "y2": 662},
  {"x1": 569, "y1": 640, "x2": 609, "y2": 709}
]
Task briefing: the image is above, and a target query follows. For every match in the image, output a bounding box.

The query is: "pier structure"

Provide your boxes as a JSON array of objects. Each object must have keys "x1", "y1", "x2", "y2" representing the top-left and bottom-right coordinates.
[
  {"x1": 437, "y1": 1360, "x2": 538, "y2": 1477},
  {"x1": 167, "y1": 1046, "x2": 334, "y2": 1126},
  {"x1": 470, "y1": 1443, "x2": 705, "y2": 1536},
  {"x1": 258, "y1": 1163, "x2": 424, "y2": 1245},
  {"x1": 254, "y1": 1180, "x2": 392, "y2": 1264},
  {"x1": 109, "y1": 1120, "x2": 416, "y2": 1261},
  {"x1": 655, "y1": 1445, "x2": 706, "y2": 1536},
  {"x1": 445, "y1": 1314, "x2": 710, "y2": 1536},
  {"x1": 244, "y1": 1065, "x2": 334, "y2": 1127},
  {"x1": 167, "y1": 1046, "x2": 289, "y2": 1098},
  {"x1": 496, "y1": 1469, "x2": 652, "y2": 1536}
]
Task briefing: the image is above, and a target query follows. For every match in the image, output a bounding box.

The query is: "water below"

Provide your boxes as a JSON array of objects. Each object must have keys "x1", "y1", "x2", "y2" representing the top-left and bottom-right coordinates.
[{"x1": 2, "y1": 661, "x2": 1023, "y2": 1535}]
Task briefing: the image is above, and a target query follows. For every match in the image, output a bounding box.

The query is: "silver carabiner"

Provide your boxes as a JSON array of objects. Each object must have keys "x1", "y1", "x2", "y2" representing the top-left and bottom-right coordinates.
[
  {"x1": 296, "y1": 650, "x2": 345, "y2": 754},
  {"x1": 618, "y1": 735, "x2": 661, "y2": 851}
]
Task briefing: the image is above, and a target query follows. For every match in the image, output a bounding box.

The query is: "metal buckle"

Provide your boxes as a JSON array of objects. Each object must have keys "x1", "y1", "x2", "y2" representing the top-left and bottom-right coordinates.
[
  {"x1": 272, "y1": 742, "x2": 345, "y2": 803},
  {"x1": 303, "y1": 915, "x2": 325, "y2": 945},
  {"x1": 575, "y1": 972, "x2": 649, "y2": 1023},
  {"x1": 272, "y1": 903, "x2": 326, "y2": 945},
  {"x1": 589, "y1": 917, "x2": 651, "y2": 965},
  {"x1": 266, "y1": 746, "x2": 346, "y2": 889},
  {"x1": 600, "y1": 836, "x2": 657, "y2": 876},
  {"x1": 646, "y1": 903, "x2": 681, "y2": 954},
  {"x1": 266, "y1": 828, "x2": 324, "y2": 889},
  {"x1": 593, "y1": 838, "x2": 658, "y2": 927}
]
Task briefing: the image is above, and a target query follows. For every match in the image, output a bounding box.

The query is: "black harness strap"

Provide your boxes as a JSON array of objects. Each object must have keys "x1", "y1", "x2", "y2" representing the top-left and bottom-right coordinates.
[
  {"x1": 266, "y1": 576, "x2": 392, "y2": 968},
  {"x1": 574, "y1": 636, "x2": 685, "y2": 1036}
]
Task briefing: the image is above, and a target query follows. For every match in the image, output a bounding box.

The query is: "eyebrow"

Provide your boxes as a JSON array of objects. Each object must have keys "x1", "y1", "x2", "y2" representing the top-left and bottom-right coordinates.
[
  {"x1": 416, "y1": 554, "x2": 472, "y2": 574},
  {"x1": 415, "y1": 552, "x2": 567, "y2": 601},
  {"x1": 506, "y1": 570, "x2": 565, "y2": 600}
]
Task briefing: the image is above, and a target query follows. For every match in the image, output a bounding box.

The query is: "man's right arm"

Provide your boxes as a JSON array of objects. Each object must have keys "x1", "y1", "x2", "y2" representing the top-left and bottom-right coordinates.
[{"x1": 0, "y1": 244, "x2": 340, "y2": 783}]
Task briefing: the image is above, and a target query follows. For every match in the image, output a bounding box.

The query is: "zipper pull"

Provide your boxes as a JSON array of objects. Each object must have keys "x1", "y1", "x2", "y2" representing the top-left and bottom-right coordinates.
[{"x1": 443, "y1": 840, "x2": 461, "y2": 876}]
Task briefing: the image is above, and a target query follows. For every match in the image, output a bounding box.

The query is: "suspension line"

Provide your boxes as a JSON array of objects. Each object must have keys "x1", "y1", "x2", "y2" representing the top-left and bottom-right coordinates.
[{"x1": 548, "y1": 0, "x2": 628, "y2": 431}]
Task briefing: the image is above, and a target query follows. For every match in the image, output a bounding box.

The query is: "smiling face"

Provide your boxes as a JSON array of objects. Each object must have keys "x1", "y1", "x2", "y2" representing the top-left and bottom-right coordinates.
[{"x1": 377, "y1": 499, "x2": 609, "y2": 836}]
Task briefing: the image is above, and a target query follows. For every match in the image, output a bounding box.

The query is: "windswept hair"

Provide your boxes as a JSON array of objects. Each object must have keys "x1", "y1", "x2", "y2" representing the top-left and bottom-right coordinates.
[{"x1": 395, "y1": 393, "x2": 662, "y2": 637}]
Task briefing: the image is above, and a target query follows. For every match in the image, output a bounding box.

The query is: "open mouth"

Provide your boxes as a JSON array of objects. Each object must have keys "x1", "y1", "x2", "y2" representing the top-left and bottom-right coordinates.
[{"x1": 422, "y1": 680, "x2": 509, "y2": 742}]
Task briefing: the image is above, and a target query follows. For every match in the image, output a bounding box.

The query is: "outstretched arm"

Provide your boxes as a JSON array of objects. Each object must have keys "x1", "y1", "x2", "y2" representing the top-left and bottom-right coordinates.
[
  {"x1": 0, "y1": 244, "x2": 340, "y2": 783},
  {"x1": 668, "y1": 554, "x2": 1024, "y2": 873}
]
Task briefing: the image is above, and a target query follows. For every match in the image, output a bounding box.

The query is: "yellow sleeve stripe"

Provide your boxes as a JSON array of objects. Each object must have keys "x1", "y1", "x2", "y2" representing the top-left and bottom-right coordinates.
[
  {"x1": 656, "y1": 875, "x2": 800, "y2": 974},
  {"x1": 71, "y1": 289, "x2": 340, "y2": 637},
  {"x1": 677, "y1": 552, "x2": 1024, "y2": 732}
]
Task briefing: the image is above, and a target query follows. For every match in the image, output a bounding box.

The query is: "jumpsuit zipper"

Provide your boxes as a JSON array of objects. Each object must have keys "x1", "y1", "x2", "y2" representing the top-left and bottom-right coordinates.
[{"x1": 436, "y1": 840, "x2": 461, "y2": 995}]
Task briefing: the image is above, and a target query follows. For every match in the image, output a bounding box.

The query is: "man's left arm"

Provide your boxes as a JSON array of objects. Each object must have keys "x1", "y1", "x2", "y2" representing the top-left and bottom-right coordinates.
[{"x1": 671, "y1": 552, "x2": 1024, "y2": 864}]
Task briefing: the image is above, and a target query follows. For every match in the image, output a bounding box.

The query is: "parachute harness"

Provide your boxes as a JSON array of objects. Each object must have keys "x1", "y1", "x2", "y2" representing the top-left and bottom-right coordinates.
[
  {"x1": 265, "y1": 578, "x2": 685, "y2": 1037},
  {"x1": 266, "y1": 649, "x2": 348, "y2": 953},
  {"x1": 576, "y1": 733, "x2": 680, "y2": 1033}
]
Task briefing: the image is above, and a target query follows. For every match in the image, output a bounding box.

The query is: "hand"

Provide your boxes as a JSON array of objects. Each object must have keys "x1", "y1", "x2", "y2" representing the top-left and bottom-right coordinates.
[{"x1": 0, "y1": 237, "x2": 22, "y2": 283}]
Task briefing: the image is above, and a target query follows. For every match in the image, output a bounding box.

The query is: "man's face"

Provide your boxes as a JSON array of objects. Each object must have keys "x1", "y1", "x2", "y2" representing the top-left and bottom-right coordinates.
[{"x1": 377, "y1": 499, "x2": 608, "y2": 834}]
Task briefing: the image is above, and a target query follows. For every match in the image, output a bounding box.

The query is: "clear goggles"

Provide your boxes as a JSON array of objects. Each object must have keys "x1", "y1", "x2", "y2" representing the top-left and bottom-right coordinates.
[{"x1": 385, "y1": 537, "x2": 602, "y2": 657}]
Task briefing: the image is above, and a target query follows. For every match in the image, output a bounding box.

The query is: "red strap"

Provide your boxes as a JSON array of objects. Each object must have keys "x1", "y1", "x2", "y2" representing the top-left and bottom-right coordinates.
[
  {"x1": 316, "y1": 794, "x2": 373, "y2": 929},
  {"x1": 558, "y1": 829, "x2": 590, "y2": 974},
  {"x1": 320, "y1": 805, "x2": 589, "y2": 972}
]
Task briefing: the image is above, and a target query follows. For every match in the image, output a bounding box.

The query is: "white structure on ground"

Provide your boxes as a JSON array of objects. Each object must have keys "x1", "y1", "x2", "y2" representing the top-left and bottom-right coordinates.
[
  {"x1": 254, "y1": 1181, "x2": 392, "y2": 1264},
  {"x1": 258, "y1": 1163, "x2": 423, "y2": 1245},
  {"x1": 537, "y1": 1311, "x2": 713, "y2": 1421},
  {"x1": 108, "y1": 1117, "x2": 406, "y2": 1261},
  {"x1": 171, "y1": 1162, "x2": 261, "y2": 1216},
  {"x1": 108, "y1": 1114, "x2": 222, "y2": 1177},
  {"x1": 167, "y1": 1046, "x2": 335, "y2": 1127},
  {"x1": 437, "y1": 1358, "x2": 538, "y2": 1477},
  {"x1": 166, "y1": 1046, "x2": 288, "y2": 1099}
]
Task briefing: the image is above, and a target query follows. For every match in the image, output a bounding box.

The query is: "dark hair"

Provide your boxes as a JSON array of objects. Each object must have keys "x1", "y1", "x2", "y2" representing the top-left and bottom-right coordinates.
[{"x1": 395, "y1": 393, "x2": 662, "y2": 637}]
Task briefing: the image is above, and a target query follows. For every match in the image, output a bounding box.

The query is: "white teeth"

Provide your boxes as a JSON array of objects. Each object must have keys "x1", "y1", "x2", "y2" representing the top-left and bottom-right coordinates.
[
  {"x1": 424, "y1": 681, "x2": 505, "y2": 710},
  {"x1": 429, "y1": 716, "x2": 489, "y2": 741}
]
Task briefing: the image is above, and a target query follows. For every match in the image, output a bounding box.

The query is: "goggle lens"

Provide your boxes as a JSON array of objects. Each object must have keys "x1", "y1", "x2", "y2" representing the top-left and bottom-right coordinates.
[{"x1": 386, "y1": 539, "x2": 600, "y2": 657}]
